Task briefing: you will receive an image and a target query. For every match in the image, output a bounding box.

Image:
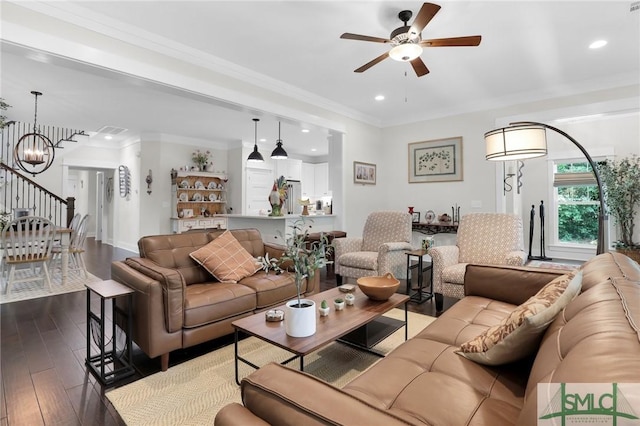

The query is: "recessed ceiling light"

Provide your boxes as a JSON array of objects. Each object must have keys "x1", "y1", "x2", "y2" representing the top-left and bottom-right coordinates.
[
  {"x1": 375, "y1": 95, "x2": 385, "y2": 101},
  {"x1": 259, "y1": 138, "x2": 266, "y2": 142},
  {"x1": 311, "y1": 148, "x2": 317, "y2": 152},
  {"x1": 302, "y1": 129, "x2": 310, "y2": 133},
  {"x1": 589, "y1": 40, "x2": 607, "y2": 49},
  {"x1": 104, "y1": 135, "x2": 113, "y2": 140}
]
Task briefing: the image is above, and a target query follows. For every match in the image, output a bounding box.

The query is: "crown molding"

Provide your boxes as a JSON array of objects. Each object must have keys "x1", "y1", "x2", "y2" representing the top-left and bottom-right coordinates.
[{"x1": 8, "y1": 1, "x2": 378, "y2": 129}]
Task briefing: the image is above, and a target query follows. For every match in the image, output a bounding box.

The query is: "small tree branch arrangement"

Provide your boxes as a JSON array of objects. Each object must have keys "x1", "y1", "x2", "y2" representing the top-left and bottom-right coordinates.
[{"x1": 259, "y1": 218, "x2": 333, "y2": 307}]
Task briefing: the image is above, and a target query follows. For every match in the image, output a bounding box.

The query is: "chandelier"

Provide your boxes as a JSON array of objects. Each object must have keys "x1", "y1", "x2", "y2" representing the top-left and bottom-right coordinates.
[{"x1": 13, "y1": 91, "x2": 55, "y2": 176}]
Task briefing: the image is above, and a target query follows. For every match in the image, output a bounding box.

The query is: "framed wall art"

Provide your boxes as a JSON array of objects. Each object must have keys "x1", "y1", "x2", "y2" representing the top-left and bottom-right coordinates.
[
  {"x1": 408, "y1": 137, "x2": 463, "y2": 183},
  {"x1": 354, "y1": 161, "x2": 376, "y2": 185}
]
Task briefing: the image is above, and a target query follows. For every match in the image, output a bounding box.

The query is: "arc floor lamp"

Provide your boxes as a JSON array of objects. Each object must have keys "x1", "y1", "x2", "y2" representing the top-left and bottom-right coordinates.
[{"x1": 484, "y1": 121, "x2": 606, "y2": 255}]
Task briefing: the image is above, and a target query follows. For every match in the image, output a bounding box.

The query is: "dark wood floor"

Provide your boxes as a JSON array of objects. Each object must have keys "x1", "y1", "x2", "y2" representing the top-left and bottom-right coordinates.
[{"x1": 0, "y1": 238, "x2": 450, "y2": 425}]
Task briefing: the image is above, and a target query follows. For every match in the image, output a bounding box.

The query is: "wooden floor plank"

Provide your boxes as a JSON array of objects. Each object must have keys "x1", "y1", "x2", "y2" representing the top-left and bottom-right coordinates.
[
  {"x1": 66, "y1": 383, "x2": 122, "y2": 426},
  {"x1": 1, "y1": 335, "x2": 44, "y2": 426},
  {"x1": 40, "y1": 329, "x2": 89, "y2": 391},
  {"x1": 31, "y1": 368, "x2": 80, "y2": 425},
  {"x1": 15, "y1": 319, "x2": 53, "y2": 375}
]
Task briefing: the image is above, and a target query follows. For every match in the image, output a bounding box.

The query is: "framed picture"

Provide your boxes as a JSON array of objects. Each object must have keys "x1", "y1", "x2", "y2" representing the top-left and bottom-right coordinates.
[
  {"x1": 408, "y1": 137, "x2": 463, "y2": 183},
  {"x1": 353, "y1": 161, "x2": 376, "y2": 185},
  {"x1": 182, "y1": 208, "x2": 194, "y2": 218},
  {"x1": 411, "y1": 212, "x2": 420, "y2": 223}
]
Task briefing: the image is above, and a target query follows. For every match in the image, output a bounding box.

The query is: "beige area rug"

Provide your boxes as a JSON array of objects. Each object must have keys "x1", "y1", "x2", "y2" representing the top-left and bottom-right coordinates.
[
  {"x1": 526, "y1": 260, "x2": 580, "y2": 271},
  {"x1": 0, "y1": 269, "x2": 102, "y2": 304},
  {"x1": 107, "y1": 309, "x2": 436, "y2": 426}
]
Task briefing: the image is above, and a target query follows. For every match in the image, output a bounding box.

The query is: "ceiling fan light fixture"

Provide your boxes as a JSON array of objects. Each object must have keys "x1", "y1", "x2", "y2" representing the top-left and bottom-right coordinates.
[
  {"x1": 270, "y1": 122, "x2": 288, "y2": 160},
  {"x1": 247, "y1": 118, "x2": 264, "y2": 163},
  {"x1": 389, "y1": 43, "x2": 423, "y2": 62}
]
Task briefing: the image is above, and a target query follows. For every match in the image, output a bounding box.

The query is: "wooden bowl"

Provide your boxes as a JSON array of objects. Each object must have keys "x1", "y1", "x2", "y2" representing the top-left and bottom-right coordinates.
[{"x1": 357, "y1": 273, "x2": 400, "y2": 301}]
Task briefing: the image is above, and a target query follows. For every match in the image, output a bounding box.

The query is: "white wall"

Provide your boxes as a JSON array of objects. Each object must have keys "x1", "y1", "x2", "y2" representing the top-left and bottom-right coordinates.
[{"x1": 6, "y1": 3, "x2": 638, "y2": 253}]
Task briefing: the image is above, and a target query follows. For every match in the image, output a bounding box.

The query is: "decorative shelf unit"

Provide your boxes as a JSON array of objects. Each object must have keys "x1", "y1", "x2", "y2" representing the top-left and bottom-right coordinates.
[{"x1": 170, "y1": 171, "x2": 228, "y2": 233}]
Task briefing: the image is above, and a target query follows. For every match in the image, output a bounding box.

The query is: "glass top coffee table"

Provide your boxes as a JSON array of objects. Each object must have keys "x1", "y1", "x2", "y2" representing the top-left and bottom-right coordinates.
[{"x1": 232, "y1": 287, "x2": 409, "y2": 385}]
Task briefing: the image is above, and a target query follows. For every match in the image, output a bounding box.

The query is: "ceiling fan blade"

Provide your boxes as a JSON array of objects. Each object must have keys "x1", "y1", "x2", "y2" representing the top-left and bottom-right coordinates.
[
  {"x1": 340, "y1": 33, "x2": 391, "y2": 44},
  {"x1": 354, "y1": 52, "x2": 390, "y2": 73},
  {"x1": 408, "y1": 3, "x2": 441, "y2": 39},
  {"x1": 410, "y1": 57, "x2": 430, "y2": 77},
  {"x1": 420, "y1": 35, "x2": 482, "y2": 47}
]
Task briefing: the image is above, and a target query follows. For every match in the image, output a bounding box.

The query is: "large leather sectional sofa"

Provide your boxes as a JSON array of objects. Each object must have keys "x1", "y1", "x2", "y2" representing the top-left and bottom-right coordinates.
[
  {"x1": 215, "y1": 252, "x2": 640, "y2": 425},
  {"x1": 111, "y1": 228, "x2": 318, "y2": 371}
]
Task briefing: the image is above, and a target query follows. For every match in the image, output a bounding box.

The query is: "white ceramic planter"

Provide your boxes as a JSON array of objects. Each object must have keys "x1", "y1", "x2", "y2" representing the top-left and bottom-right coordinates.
[
  {"x1": 334, "y1": 300, "x2": 345, "y2": 311},
  {"x1": 345, "y1": 293, "x2": 355, "y2": 306},
  {"x1": 285, "y1": 299, "x2": 316, "y2": 337},
  {"x1": 319, "y1": 306, "x2": 330, "y2": 317}
]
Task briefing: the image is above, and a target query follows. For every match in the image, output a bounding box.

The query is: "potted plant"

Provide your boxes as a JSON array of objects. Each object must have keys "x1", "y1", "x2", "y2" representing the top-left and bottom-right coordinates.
[
  {"x1": 192, "y1": 149, "x2": 211, "y2": 171},
  {"x1": 334, "y1": 298, "x2": 345, "y2": 311},
  {"x1": 0, "y1": 98, "x2": 10, "y2": 129},
  {"x1": 278, "y1": 219, "x2": 332, "y2": 337},
  {"x1": 598, "y1": 155, "x2": 640, "y2": 262},
  {"x1": 319, "y1": 300, "x2": 330, "y2": 317},
  {"x1": 0, "y1": 212, "x2": 11, "y2": 231},
  {"x1": 344, "y1": 293, "x2": 355, "y2": 306}
]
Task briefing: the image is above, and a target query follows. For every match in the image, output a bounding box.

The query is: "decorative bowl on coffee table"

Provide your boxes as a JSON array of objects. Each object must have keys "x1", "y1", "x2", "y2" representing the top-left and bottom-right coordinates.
[{"x1": 357, "y1": 273, "x2": 400, "y2": 301}]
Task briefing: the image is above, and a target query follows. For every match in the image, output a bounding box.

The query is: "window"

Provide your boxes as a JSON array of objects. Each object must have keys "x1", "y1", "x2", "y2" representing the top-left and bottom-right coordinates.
[{"x1": 553, "y1": 161, "x2": 600, "y2": 246}]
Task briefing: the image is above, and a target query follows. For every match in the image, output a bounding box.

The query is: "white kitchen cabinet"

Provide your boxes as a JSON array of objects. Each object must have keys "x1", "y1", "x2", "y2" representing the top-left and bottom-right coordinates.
[
  {"x1": 314, "y1": 162, "x2": 329, "y2": 197},
  {"x1": 301, "y1": 162, "x2": 315, "y2": 198},
  {"x1": 274, "y1": 158, "x2": 302, "y2": 181},
  {"x1": 300, "y1": 162, "x2": 329, "y2": 198}
]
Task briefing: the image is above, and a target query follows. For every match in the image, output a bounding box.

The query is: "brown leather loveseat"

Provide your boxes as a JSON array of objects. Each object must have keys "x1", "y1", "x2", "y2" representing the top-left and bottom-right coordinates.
[
  {"x1": 111, "y1": 228, "x2": 318, "y2": 371},
  {"x1": 215, "y1": 252, "x2": 640, "y2": 425}
]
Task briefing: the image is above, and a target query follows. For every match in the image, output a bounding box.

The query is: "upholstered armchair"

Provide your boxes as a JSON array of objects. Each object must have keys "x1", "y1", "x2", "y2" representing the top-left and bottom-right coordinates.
[
  {"x1": 430, "y1": 212, "x2": 526, "y2": 311},
  {"x1": 334, "y1": 211, "x2": 412, "y2": 285}
]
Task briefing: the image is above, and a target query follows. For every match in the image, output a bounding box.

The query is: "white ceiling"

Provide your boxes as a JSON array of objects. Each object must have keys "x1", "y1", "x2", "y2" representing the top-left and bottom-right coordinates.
[{"x1": 1, "y1": 1, "x2": 639, "y2": 158}]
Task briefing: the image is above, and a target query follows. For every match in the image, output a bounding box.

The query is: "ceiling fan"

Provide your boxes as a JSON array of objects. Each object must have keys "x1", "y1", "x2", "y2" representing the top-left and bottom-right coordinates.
[{"x1": 340, "y1": 2, "x2": 481, "y2": 77}]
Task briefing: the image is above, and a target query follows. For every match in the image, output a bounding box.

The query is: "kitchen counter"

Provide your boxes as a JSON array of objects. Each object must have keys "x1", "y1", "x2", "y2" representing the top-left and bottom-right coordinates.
[{"x1": 226, "y1": 214, "x2": 336, "y2": 244}]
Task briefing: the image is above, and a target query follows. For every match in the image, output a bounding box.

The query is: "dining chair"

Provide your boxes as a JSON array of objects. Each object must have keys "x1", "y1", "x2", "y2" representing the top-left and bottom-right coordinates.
[
  {"x1": 68, "y1": 212, "x2": 81, "y2": 231},
  {"x1": 52, "y1": 214, "x2": 90, "y2": 279},
  {"x1": 1, "y1": 216, "x2": 56, "y2": 295}
]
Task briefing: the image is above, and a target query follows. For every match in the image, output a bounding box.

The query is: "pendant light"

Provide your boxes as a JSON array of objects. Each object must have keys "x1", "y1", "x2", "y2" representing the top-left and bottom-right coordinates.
[
  {"x1": 270, "y1": 121, "x2": 288, "y2": 160},
  {"x1": 14, "y1": 91, "x2": 55, "y2": 176},
  {"x1": 247, "y1": 118, "x2": 264, "y2": 163}
]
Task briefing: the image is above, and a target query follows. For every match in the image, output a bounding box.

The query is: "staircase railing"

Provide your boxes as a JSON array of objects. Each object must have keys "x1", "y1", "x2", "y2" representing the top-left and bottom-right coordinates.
[
  {"x1": 1, "y1": 121, "x2": 79, "y2": 227},
  {"x1": 0, "y1": 162, "x2": 75, "y2": 227}
]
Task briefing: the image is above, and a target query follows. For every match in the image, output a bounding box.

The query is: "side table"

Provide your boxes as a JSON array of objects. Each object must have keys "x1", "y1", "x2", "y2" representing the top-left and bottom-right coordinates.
[
  {"x1": 85, "y1": 279, "x2": 135, "y2": 386},
  {"x1": 405, "y1": 249, "x2": 433, "y2": 304}
]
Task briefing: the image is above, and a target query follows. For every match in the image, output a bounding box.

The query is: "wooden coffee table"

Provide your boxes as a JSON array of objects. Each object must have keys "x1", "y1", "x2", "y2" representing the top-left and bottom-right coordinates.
[{"x1": 232, "y1": 287, "x2": 409, "y2": 384}]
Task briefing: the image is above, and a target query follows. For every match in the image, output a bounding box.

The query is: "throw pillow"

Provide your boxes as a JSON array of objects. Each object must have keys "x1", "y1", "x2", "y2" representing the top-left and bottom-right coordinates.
[
  {"x1": 457, "y1": 270, "x2": 582, "y2": 366},
  {"x1": 189, "y1": 230, "x2": 260, "y2": 283}
]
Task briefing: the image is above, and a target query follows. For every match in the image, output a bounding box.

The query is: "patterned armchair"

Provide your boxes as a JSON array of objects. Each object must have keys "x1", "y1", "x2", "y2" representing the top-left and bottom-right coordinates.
[
  {"x1": 334, "y1": 211, "x2": 412, "y2": 285},
  {"x1": 429, "y1": 213, "x2": 526, "y2": 311}
]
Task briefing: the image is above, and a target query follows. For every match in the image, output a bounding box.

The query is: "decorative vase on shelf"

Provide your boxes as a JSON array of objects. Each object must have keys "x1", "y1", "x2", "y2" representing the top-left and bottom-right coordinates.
[
  {"x1": 285, "y1": 299, "x2": 316, "y2": 337},
  {"x1": 206, "y1": 162, "x2": 214, "y2": 172}
]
